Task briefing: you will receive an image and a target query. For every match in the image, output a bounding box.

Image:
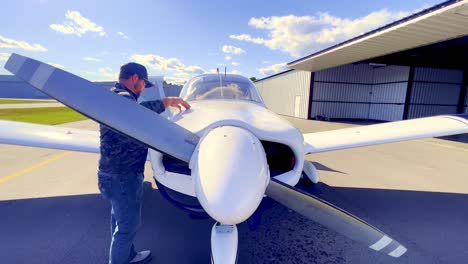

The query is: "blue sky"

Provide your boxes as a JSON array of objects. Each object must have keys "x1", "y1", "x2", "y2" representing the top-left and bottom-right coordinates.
[{"x1": 0, "y1": 0, "x2": 443, "y2": 84}]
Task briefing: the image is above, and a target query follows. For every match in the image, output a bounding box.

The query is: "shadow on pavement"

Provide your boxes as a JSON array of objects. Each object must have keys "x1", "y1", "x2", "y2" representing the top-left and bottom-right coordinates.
[
  {"x1": 1, "y1": 181, "x2": 468, "y2": 263},
  {"x1": 0, "y1": 182, "x2": 212, "y2": 264}
]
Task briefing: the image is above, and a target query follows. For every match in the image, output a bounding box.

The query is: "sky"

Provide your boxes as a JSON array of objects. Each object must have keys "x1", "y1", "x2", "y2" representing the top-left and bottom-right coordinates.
[{"x1": 0, "y1": 0, "x2": 444, "y2": 84}]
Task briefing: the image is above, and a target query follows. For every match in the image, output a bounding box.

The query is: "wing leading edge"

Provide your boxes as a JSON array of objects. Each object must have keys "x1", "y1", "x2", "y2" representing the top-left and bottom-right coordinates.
[
  {"x1": 0, "y1": 120, "x2": 99, "y2": 153},
  {"x1": 304, "y1": 115, "x2": 468, "y2": 154}
]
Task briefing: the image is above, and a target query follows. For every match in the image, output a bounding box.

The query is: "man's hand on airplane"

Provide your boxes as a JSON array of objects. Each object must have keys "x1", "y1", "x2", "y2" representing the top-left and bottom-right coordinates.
[{"x1": 161, "y1": 97, "x2": 191, "y2": 112}]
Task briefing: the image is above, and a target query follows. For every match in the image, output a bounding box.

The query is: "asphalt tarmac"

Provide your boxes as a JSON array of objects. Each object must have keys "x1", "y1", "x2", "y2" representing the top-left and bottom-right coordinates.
[{"x1": 0, "y1": 117, "x2": 467, "y2": 264}]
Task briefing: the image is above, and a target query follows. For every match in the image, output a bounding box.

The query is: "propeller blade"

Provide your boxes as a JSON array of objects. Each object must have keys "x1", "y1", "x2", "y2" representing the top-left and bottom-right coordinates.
[
  {"x1": 4, "y1": 53, "x2": 198, "y2": 162},
  {"x1": 265, "y1": 178, "x2": 407, "y2": 258}
]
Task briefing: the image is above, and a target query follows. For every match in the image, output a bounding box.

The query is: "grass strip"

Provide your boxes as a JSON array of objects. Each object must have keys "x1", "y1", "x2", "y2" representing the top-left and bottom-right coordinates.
[
  {"x1": 0, "y1": 99, "x2": 57, "y2": 104},
  {"x1": 0, "y1": 107, "x2": 88, "y2": 125}
]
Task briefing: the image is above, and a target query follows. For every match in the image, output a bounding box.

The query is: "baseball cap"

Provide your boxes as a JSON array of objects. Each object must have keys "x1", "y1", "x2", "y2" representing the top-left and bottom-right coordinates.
[{"x1": 120, "y1": 62, "x2": 154, "y2": 88}]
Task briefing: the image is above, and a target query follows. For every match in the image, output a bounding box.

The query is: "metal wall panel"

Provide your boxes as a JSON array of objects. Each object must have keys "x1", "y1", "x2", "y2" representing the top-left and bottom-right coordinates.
[
  {"x1": 411, "y1": 83, "x2": 461, "y2": 104},
  {"x1": 311, "y1": 64, "x2": 408, "y2": 121},
  {"x1": 414, "y1": 67, "x2": 464, "y2": 83},
  {"x1": 312, "y1": 102, "x2": 369, "y2": 119},
  {"x1": 368, "y1": 82, "x2": 407, "y2": 121},
  {"x1": 256, "y1": 70, "x2": 311, "y2": 119},
  {"x1": 369, "y1": 104, "x2": 404, "y2": 121},
  {"x1": 312, "y1": 64, "x2": 373, "y2": 119},
  {"x1": 373, "y1": 65, "x2": 410, "y2": 83},
  {"x1": 465, "y1": 87, "x2": 468, "y2": 113},
  {"x1": 314, "y1": 64, "x2": 374, "y2": 83},
  {"x1": 370, "y1": 83, "x2": 407, "y2": 103},
  {"x1": 257, "y1": 65, "x2": 464, "y2": 121},
  {"x1": 409, "y1": 105, "x2": 458, "y2": 119},
  {"x1": 372, "y1": 67, "x2": 408, "y2": 121},
  {"x1": 408, "y1": 67, "x2": 463, "y2": 119},
  {"x1": 313, "y1": 83, "x2": 371, "y2": 102}
]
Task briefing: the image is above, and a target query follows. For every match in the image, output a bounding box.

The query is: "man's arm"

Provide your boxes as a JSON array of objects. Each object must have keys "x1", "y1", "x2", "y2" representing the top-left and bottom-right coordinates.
[
  {"x1": 140, "y1": 100, "x2": 165, "y2": 114},
  {"x1": 140, "y1": 97, "x2": 191, "y2": 114}
]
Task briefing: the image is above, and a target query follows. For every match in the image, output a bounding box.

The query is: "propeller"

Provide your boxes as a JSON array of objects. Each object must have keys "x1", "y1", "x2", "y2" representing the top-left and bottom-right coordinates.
[
  {"x1": 266, "y1": 178, "x2": 407, "y2": 257},
  {"x1": 5, "y1": 53, "x2": 407, "y2": 260},
  {"x1": 4, "y1": 53, "x2": 198, "y2": 162}
]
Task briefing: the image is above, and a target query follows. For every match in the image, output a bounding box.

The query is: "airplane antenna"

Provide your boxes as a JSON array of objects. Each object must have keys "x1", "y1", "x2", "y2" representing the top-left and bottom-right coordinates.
[
  {"x1": 224, "y1": 67, "x2": 226, "y2": 78},
  {"x1": 217, "y1": 67, "x2": 223, "y2": 97}
]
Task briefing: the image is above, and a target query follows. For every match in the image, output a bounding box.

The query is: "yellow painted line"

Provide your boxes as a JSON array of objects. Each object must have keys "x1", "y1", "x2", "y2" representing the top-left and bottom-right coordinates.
[{"x1": 0, "y1": 151, "x2": 73, "y2": 184}]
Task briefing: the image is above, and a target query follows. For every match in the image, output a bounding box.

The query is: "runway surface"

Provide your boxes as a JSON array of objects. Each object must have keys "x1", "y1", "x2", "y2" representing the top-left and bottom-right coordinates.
[{"x1": 0, "y1": 117, "x2": 467, "y2": 264}]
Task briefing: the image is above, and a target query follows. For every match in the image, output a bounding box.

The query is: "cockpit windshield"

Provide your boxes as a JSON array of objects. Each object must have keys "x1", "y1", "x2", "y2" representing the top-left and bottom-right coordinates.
[{"x1": 180, "y1": 74, "x2": 264, "y2": 104}]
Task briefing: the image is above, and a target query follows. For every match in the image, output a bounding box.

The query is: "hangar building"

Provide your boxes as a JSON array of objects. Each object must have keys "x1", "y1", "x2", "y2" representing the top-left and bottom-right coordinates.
[{"x1": 255, "y1": 0, "x2": 468, "y2": 121}]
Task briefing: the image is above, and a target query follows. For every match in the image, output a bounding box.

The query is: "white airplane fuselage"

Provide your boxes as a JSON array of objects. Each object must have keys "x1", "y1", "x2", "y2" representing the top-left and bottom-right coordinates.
[{"x1": 150, "y1": 100, "x2": 305, "y2": 224}]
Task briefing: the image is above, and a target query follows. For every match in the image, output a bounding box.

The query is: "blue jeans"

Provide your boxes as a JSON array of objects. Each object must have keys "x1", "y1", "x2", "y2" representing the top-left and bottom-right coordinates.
[{"x1": 98, "y1": 172, "x2": 144, "y2": 264}]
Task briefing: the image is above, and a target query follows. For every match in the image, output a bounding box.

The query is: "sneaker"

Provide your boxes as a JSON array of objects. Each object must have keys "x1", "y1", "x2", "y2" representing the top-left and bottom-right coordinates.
[{"x1": 130, "y1": 250, "x2": 152, "y2": 264}]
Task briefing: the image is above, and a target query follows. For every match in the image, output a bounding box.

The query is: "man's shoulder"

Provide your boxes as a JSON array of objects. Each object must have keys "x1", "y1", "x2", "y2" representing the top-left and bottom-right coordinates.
[
  {"x1": 111, "y1": 86, "x2": 135, "y2": 101},
  {"x1": 110, "y1": 86, "x2": 130, "y2": 96}
]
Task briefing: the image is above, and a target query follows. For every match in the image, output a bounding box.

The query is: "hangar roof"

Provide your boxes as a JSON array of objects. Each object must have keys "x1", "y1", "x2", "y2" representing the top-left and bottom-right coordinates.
[{"x1": 287, "y1": 0, "x2": 468, "y2": 72}]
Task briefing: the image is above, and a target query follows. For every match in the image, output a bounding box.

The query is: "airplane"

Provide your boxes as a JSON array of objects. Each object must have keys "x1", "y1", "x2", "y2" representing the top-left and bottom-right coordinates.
[{"x1": 1, "y1": 53, "x2": 468, "y2": 263}]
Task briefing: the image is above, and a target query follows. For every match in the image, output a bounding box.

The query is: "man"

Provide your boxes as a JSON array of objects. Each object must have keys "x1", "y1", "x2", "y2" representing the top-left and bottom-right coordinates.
[{"x1": 98, "y1": 62, "x2": 190, "y2": 264}]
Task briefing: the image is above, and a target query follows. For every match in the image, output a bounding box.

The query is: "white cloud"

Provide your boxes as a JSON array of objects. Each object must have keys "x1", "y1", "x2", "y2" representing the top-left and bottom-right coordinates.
[
  {"x1": 130, "y1": 54, "x2": 205, "y2": 74},
  {"x1": 49, "y1": 63, "x2": 65, "y2": 69},
  {"x1": 229, "y1": 34, "x2": 265, "y2": 45},
  {"x1": 230, "y1": 70, "x2": 242, "y2": 75},
  {"x1": 164, "y1": 76, "x2": 186, "y2": 85},
  {"x1": 50, "y1": 10, "x2": 106, "y2": 37},
  {"x1": 85, "y1": 67, "x2": 117, "y2": 81},
  {"x1": 83, "y1": 57, "x2": 101, "y2": 62},
  {"x1": 165, "y1": 71, "x2": 196, "y2": 85},
  {"x1": 258, "y1": 62, "x2": 287, "y2": 76},
  {"x1": 231, "y1": 61, "x2": 240, "y2": 66},
  {"x1": 118, "y1": 32, "x2": 129, "y2": 39},
  {"x1": 222, "y1": 45, "x2": 246, "y2": 55},
  {"x1": 0, "y1": 36, "x2": 47, "y2": 52},
  {"x1": 98, "y1": 67, "x2": 116, "y2": 79},
  {"x1": 0, "y1": 52, "x2": 10, "y2": 61},
  {"x1": 225, "y1": 56, "x2": 232, "y2": 61},
  {"x1": 231, "y1": 9, "x2": 411, "y2": 57}
]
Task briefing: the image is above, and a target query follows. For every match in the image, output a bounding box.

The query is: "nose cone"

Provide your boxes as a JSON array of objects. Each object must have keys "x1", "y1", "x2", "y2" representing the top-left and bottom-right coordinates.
[{"x1": 192, "y1": 126, "x2": 269, "y2": 224}]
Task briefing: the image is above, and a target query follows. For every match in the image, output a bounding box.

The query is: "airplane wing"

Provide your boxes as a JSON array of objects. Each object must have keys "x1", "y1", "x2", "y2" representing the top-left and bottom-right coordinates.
[
  {"x1": 0, "y1": 120, "x2": 99, "y2": 153},
  {"x1": 304, "y1": 115, "x2": 468, "y2": 154}
]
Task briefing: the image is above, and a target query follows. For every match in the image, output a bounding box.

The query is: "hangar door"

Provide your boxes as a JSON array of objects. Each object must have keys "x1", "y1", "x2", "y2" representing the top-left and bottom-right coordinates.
[
  {"x1": 311, "y1": 64, "x2": 409, "y2": 121},
  {"x1": 408, "y1": 67, "x2": 464, "y2": 118}
]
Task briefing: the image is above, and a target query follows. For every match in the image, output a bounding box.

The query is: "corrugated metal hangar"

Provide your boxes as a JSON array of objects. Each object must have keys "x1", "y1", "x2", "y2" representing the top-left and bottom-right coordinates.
[{"x1": 256, "y1": 0, "x2": 468, "y2": 121}]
